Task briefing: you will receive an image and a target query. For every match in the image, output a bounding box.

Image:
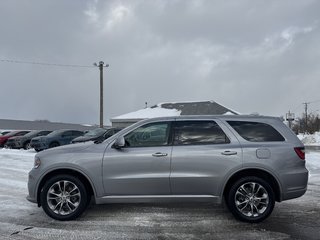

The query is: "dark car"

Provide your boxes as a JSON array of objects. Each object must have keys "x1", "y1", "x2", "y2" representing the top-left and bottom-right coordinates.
[
  {"x1": 0, "y1": 130, "x2": 30, "y2": 147},
  {"x1": 71, "y1": 128, "x2": 122, "y2": 143},
  {"x1": 30, "y1": 129, "x2": 84, "y2": 151},
  {"x1": 5, "y1": 130, "x2": 52, "y2": 149}
]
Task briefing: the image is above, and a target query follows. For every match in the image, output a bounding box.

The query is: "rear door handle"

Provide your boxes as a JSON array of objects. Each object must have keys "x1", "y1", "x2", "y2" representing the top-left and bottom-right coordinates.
[
  {"x1": 221, "y1": 151, "x2": 237, "y2": 156},
  {"x1": 152, "y1": 152, "x2": 168, "y2": 157}
]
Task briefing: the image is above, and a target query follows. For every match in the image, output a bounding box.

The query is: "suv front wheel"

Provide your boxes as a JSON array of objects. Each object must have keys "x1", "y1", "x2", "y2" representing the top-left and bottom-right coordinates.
[
  {"x1": 40, "y1": 174, "x2": 88, "y2": 221},
  {"x1": 227, "y1": 176, "x2": 275, "y2": 223}
]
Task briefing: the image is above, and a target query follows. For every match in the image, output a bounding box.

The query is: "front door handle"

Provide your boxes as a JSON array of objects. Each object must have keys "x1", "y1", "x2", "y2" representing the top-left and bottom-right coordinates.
[
  {"x1": 152, "y1": 152, "x2": 168, "y2": 157},
  {"x1": 221, "y1": 151, "x2": 237, "y2": 156}
]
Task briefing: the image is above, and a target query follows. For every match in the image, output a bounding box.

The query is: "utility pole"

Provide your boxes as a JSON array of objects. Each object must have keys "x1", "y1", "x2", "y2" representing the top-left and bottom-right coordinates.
[
  {"x1": 286, "y1": 111, "x2": 295, "y2": 129},
  {"x1": 94, "y1": 61, "x2": 109, "y2": 128},
  {"x1": 303, "y1": 102, "x2": 310, "y2": 133}
]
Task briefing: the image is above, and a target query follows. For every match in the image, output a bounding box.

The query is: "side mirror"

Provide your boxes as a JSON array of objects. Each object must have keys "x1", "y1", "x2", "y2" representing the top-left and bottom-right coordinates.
[{"x1": 113, "y1": 136, "x2": 125, "y2": 149}]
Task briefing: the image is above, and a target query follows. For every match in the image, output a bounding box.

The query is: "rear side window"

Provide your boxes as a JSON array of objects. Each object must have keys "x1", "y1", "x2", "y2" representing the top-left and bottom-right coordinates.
[
  {"x1": 174, "y1": 121, "x2": 230, "y2": 145},
  {"x1": 227, "y1": 121, "x2": 285, "y2": 142}
]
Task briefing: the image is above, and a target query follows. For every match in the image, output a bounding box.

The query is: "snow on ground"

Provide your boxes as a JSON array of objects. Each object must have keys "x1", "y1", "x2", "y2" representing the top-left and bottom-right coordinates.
[{"x1": 298, "y1": 131, "x2": 320, "y2": 146}]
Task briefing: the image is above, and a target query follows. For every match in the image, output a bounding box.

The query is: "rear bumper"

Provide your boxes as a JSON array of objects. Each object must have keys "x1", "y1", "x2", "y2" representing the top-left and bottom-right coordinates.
[
  {"x1": 282, "y1": 187, "x2": 307, "y2": 201},
  {"x1": 281, "y1": 167, "x2": 309, "y2": 201}
]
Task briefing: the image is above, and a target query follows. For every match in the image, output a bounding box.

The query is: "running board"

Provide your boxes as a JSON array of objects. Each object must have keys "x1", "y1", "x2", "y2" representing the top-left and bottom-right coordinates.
[{"x1": 95, "y1": 195, "x2": 221, "y2": 204}]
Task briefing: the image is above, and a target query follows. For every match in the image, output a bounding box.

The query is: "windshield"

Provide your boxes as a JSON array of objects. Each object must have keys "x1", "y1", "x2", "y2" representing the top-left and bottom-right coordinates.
[
  {"x1": 5, "y1": 131, "x2": 19, "y2": 137},
  {"x1": 23, "y1": 131, "x2": 41, "y2": 137},
  {"x1": 46, "y1": 130, "x2": 67, "y2": 137},
  {"x1": 84, "y1": 128, "x2": 107, "y2": 137}
]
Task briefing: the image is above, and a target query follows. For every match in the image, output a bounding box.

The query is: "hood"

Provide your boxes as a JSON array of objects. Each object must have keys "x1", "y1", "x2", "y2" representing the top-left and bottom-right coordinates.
[
  {"x1": 37, "y1": 141, "x2": 93, "y2": 157},
  {"x1": 72, "y1": 135, "x2": 97, "y2": 142},
  {"x1": 32, "y1": 136, "x2": 48, "y2": 141}
]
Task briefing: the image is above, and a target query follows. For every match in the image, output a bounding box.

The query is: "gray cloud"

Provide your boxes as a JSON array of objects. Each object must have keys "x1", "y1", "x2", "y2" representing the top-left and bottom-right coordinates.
[{"x1": 1, "y1": 0, "x2": 320, "y2": 124}]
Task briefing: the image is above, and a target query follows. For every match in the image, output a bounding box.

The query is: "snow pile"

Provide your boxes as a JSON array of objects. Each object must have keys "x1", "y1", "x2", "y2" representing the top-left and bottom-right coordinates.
[
  {"x1": 298, "y1": 132, "x2": 320, "y2": 146},
  {"x1": 113, "y1": 107, "x2": 181, "y2": 119},
  {"x1": 306, "y1": 151, "x2": 320, "y2": 183}
]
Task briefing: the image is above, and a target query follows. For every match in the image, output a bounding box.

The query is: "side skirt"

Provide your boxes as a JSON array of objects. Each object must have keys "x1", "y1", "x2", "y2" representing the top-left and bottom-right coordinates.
[{"x1": 95, "y1": 195, "x2": 221, "y2": 204}]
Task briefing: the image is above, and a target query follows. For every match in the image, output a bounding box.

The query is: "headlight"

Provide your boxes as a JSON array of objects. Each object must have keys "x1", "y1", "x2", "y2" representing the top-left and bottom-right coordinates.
[{"x1": 34, "y1": 156, "x2": 41, "y2": 169}]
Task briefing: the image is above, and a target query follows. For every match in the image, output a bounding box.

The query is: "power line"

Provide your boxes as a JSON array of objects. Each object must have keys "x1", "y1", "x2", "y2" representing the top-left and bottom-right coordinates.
[{"x1": 0, "y1": 59, "x2": 95, "y2": 68}]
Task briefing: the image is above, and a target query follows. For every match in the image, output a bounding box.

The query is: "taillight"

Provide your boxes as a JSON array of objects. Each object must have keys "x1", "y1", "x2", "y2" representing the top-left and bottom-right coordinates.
[{"x1": 294, "y1": 147, "x2": 305, "y2": 160}]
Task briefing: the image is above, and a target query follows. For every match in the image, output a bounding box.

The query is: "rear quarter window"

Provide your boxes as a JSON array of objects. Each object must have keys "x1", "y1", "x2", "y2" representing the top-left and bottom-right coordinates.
[{"x1": 227, "y1": 121, "x2": 285, "y2": 142}]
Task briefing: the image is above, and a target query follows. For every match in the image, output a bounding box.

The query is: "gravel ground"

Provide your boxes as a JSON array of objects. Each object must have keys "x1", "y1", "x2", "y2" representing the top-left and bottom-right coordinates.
[{"x1": 0, "y1": 149, "x2": 319, "y2": 240}]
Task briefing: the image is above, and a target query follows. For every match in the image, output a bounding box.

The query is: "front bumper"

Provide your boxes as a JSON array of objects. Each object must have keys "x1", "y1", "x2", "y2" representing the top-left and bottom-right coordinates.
[
  {"x1": 27, "y1": 169, "x2": 39, "y2": 204},
  {"x1": 31, "y1": 142, "x2": 48, "y2": 151}
]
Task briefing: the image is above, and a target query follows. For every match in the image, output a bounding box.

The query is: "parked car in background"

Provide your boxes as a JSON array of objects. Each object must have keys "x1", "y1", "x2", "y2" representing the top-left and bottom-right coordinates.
[
  {"x1": 0, "y1": 131, "x2": 11, "y2": 136},
  {"x1": 5, "y1": 130, "x2": 52, "y2": 149},
  {"x1": 71, "y1": 128, "x2": 122, "y2": 144},
  {"x1": 27, "y1": 116, "x2": 308, "y2": 222},
  {"x1": 0, "y1": 130, "x2": 30, "y2": 147},
  {"x1": 30, "y1": 129, "x2": 84, "y2": 151}
]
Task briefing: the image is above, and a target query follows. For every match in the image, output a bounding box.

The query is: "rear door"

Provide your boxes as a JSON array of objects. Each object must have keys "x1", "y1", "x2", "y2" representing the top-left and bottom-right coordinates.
[{"x1": 170, "y1": 120, "x2": 242, "y2": 196}]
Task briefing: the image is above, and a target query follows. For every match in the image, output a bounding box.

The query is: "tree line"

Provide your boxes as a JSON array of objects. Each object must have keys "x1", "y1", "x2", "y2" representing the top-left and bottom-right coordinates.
[{"x1": 292, "y1": 113, "x2": 320, "y2": 134}]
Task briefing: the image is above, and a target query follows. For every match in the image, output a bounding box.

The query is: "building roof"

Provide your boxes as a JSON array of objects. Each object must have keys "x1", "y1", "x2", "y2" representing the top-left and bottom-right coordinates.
[{"x1": 112, "y1": 100, "x2": 239, "y2": 122}]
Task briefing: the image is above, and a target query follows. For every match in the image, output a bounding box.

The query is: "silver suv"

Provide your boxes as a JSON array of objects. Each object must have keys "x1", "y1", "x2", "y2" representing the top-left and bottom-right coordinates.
[{"x1": 27, "y1": 116, "x2": 308, "y2": 222}]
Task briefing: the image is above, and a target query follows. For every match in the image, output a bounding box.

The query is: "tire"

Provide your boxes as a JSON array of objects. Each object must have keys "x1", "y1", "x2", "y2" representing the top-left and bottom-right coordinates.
[
  {"x1": 40, "y1": 174, "x2": 88, "y2": 221},
  {"x1": 226, "y1": 176, "x2": 275, "y2": 223},
  {"x1": 23, "y1": 141, "x2": 31, "y2": 150},
  {"x1": 49, "y1": 142, "x2": 59, "y2": 149}
]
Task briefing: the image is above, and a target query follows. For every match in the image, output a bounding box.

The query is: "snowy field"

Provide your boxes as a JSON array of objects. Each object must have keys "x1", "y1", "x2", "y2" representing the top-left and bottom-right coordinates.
[{"x1": 0, "y1": 148, "x2": 319, "y2": 239}]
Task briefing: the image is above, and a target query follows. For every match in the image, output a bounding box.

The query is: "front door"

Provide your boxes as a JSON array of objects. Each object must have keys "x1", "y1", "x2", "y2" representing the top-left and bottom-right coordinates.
[{"x1": 103, "y1": 121, "x2": 172, "y2": 195}]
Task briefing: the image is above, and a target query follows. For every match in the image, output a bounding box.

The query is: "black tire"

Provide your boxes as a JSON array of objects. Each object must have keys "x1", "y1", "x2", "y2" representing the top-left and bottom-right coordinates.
[
  {"x1": 23, "y1": 141, "x2": 31, "y2": 150},
  {"x1": 226, "y1": 176, "x2": 275, "y2": 223},
  {"x1": 40, "y1": 174, "x2": 88, "y2": 221},
  {"x1": 49, "y1": 142, "x2": 59, "y2": 148}
]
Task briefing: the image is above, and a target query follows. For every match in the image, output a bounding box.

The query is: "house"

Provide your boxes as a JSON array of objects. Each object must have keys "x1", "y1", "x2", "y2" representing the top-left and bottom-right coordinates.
[{"x1": 111, "y1": 100, "x2": 239, "y2": 128}]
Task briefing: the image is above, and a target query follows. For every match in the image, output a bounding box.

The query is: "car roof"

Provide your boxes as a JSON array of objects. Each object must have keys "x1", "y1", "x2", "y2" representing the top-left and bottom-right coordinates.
[{"x1": 138, "y1": 115, "x2": 282, "y2": 123}]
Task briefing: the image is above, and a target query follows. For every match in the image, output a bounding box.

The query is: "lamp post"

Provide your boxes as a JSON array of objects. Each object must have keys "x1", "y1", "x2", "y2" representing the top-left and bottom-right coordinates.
[{"x1": 94, "y1": 61, "x2": 109, "y2": 128}]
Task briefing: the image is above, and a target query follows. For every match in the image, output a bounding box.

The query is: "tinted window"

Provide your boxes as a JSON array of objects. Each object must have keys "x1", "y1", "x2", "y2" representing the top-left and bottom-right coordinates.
[
  {"x1": 173, "y1": 121, "x2": 230, "y2": 145},
  {"x1": 62, "y1": 131, "x2": 73, "y2": 137},
  {"x1": 124, "y1": 122, "x2": 170, "y2": 147},
  {"x1": 72, "y1": 131, "x2": 83, "y2": 136},
  {"x1": 227, "y1": 121, "x2": 285, "y2": 142},
  {"x1": 15, "y1": 131, "x2": 29, "y2": 136}
]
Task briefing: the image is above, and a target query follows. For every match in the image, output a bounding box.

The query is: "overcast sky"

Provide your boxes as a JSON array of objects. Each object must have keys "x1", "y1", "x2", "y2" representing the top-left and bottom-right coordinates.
[{"x1": 1, "y1": 0, "x2": 320, "y2": 125}]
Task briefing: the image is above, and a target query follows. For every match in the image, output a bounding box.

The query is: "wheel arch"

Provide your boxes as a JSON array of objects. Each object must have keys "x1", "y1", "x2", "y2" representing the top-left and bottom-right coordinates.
[
  {"x1": 36, "y1": 168, "x2": 95, "y2": 207},
  {"x1": 223, "y1": 168, "x2": 282, "y2": 202}
]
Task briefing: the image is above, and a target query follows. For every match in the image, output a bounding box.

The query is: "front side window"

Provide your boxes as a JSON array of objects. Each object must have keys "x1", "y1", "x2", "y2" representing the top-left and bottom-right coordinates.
[
  {"x1": 124, "y1": 122, "x2": 170, "y2": 147},
  {"x1": 227, "y1": 121, "x2": 285, "y2": 142},
  {"x1": 173, "y1": 121, "x2": 230, "y2": 145},
  {"x1": 62, "y1": 131, "x2": 73, "y2": 137}
]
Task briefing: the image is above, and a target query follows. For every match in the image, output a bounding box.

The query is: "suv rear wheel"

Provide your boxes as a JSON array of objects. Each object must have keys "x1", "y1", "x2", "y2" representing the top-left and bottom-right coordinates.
[
  {"x1": 40, "y1": 174, "x2": 88, "y2": 221},
  {"x1": 227, "y1": 176, "x2": 275, "y2": 223}
]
